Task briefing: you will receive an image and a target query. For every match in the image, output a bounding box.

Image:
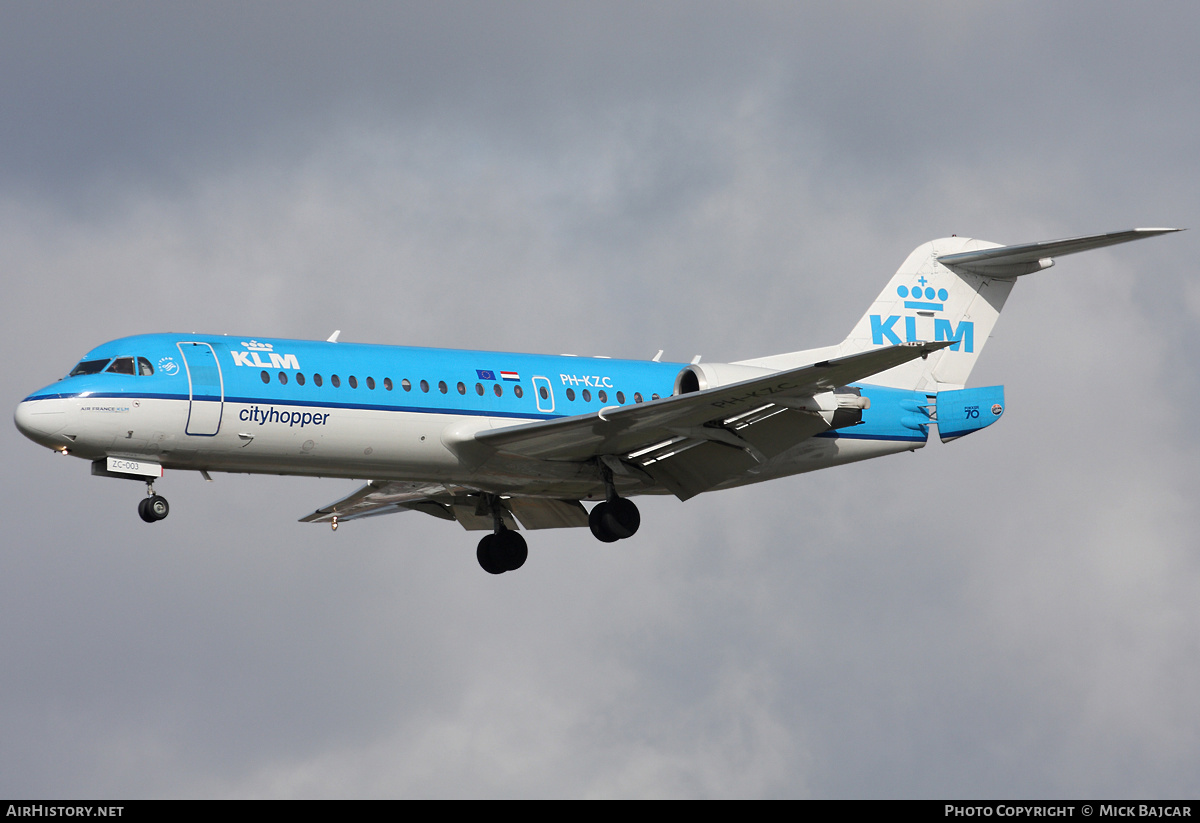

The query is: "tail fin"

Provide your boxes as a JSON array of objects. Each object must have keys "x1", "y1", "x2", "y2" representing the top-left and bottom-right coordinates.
[{"x1": 838, "y1": 228, "x2": 1180, "y2": 391}]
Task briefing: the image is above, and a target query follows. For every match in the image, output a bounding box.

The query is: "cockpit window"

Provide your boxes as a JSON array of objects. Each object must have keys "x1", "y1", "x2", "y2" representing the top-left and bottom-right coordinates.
[
  {"x1": 138, "y1": 357, "x2": 154, "y2": 376},
  {"x1": 106, "y1": 357, "x2": 136, "y2": 375},
  {"x1": 69, "y1": 358, "x2": 111, "y2": 376}
]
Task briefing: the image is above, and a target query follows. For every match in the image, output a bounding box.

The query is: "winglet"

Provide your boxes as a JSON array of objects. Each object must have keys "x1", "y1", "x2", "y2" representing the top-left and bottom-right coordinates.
[{"x1": 327, "y1": 330, "x2": 341, "y2": 343}]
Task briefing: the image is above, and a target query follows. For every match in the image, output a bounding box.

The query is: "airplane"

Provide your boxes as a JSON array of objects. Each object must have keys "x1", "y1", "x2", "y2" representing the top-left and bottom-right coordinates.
[{"x1": 14, "y1": 228, "x2": 1180, "y2": 574}]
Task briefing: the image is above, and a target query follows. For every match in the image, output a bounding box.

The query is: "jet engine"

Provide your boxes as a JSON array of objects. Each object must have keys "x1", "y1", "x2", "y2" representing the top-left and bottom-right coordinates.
[
  {"x1": 672, "y1": 362, "x2": 869, "y2": 429},
  {"x1": 672, "y1": 362, "x2": 776, "y2": 395}
]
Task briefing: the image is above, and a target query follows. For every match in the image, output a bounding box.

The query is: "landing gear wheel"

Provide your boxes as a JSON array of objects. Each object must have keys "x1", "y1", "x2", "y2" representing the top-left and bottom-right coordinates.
[
  {"x1": 602, "y1": 497, "x2": 640, "y2": 539},
  {"x1": 476, "y1": 534, "x2": 507, "y2": 575},
  {"x1": 495, "y1": 529, "x2": 528, "y2": 571},
  {"x1": 147, "y1": 495, "x2": 169, "y2": 521},
  {"x1": 138, "y1": 497, "x2": 156, "y2": 523},
  {"x1": 138, "y1": 495, "x2": 169, "y2": 522},
  {"x1": 477, "y1": 529, "x2": 528, "y2": 574},
  {"x1": 589, "y1": 498, "x2": 641, "y2": 542},
  {"x1": 589, "y1": 502, "x2": 620, "y2": 543}
]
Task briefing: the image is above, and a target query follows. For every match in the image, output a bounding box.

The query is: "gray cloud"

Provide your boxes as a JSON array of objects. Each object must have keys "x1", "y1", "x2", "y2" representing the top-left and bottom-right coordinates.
[{"x1": 2, "y1": 2, "x2": 1198, "y2": 798}]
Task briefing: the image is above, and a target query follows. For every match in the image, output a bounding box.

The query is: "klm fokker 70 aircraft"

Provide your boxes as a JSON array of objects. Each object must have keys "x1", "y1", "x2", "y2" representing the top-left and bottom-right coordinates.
[{"x1": 15, "y1": 229, "x2": 1178, "y2": 573}]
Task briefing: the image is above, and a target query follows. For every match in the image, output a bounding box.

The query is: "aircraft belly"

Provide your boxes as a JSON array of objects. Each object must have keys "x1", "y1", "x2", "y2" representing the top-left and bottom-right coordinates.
[
  {"x1": 171, "y1": 405, "x2": 461, "y2": 478},
  {"x1": 66, "y1": 398, "x2": 607, "y2": 491},
  {"x1": 55, "y1": 392, "x2": 928, "y2": 501},
  {"x1": 113, "y1": 398, "x2": 219, "y2": 466},
  {"x1": 211, "y1": 406, "x2": 609, "y2": 494}
]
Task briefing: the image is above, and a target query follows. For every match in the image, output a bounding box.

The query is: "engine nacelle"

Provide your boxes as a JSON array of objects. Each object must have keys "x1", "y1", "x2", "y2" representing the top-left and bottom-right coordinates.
[
  {"x1": 673, "y1": 362, "x2": 869, "y2": 429},
  {"x1": 673, "y1": 362, "x2": 777, "y2": 395}
]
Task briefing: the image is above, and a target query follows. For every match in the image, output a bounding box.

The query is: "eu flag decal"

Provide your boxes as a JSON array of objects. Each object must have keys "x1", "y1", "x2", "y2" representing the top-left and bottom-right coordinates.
[{"x1": 476, "y1": 369, "x2": 496, "y2": 380}]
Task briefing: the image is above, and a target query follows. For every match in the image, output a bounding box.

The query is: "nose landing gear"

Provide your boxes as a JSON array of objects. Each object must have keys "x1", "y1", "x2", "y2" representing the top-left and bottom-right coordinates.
[{"x1": 137, "y1": 481, "x2": 169, "y2": 523}]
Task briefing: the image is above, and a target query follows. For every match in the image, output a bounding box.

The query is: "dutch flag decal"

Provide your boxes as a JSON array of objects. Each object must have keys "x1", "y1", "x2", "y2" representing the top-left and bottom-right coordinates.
[{"x1": 500, "y1": 371, "x2": 520, "y2": 382}]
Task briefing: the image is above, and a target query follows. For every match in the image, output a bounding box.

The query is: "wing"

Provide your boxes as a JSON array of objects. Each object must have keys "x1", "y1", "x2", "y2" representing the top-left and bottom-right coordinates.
[
  {"x1": 300, "y1": 480, "x2": 589, "y2": 531},
  {"x1": 472, "y1": 340, "x2": 953, "y2": 500},
  {"x1": 299, "y1": 480, "x2": 459, "y2": 525},
  {"x1": 302, "y1": 341, "x2": 950, "y2": 527}
]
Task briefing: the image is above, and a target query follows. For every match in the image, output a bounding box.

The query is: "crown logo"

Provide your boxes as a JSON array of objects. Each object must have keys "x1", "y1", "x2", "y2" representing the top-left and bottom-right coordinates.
[
  {"x1": 241, "y1": 340, "x2": 274, "y2": 351},
  {"x1": 897, "y1": 276, "x2": 947, "y2": 309}
]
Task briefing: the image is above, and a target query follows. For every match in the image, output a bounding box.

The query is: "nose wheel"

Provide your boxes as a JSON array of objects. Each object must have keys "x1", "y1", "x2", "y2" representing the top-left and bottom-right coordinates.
[{"x1": 138, "y1": 482, "x2": 170, "y2": 523}]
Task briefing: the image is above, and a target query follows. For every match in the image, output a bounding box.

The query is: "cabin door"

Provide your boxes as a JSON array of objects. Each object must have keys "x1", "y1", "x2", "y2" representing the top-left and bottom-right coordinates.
[{"x1": 177, "y1": 342, "x2": 224, "y2": 436}]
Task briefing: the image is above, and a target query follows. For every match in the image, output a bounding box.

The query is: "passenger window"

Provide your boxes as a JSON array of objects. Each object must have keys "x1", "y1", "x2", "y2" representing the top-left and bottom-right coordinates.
[
  {"x1": 332, "y1": 374, "x2": 341, "y2": 388},
  {"x1": 514, "y1": 385, "x2": 524, "y2": 399},
  {"x1": 278, "y1": 371, "x2": 288, "y2": 385},
  {"x1": 493, "y1": 384, "x2": 502, "y2": 397},
  {"x1": 539, "y1": 386, "x2": 548, "y2": 400},
  {"x1": 582, "y1": 389, "x2": 592, "y2": 402},
  {"x1": 138, "y1": 357, "x2": 154, "y2": 376},
  {"x1": 349, "y1": 376, "x2": 358, "y2": 389},
  {"x1": 106, "y1": 357, "x2": 135, "y2": 375},
  {"x1": 296, "y1": 373, "x2": 306, "y2": 386},
  {"x1": 458, "y1": 382, "x2": 466, "y2": 395},
  {"x1": 314, "y1": 373, "x2": 323, "y2": 387},
  {"x1": 384, "y1": 377, "x2": 393, "y2": 391},
  {"x1": 401, "y1": 378, "x2": 411, "y2": 391},
  {"x1": 438, "y1": 381, "x2": 448, "y2": 394},
  {"x1": 367, "y1": 377, "x2": 375, "y2": 390},
  {"x1": 261, "y1": 371, "x2": 270, "y2": 384},
  {"x1": 420, "y1": 380, "x2": 429, "y2": 393},
  {"x1": 616, "y1": 391, "x2": 625, "y2": 404},
  {"x1": 566, "y1": 388, "x2": 576, "y2": 401},
  {"x1": 652, "y1": 393, "x2": 660, "y2": 400},
  {"x1": 598, "y1": 390, "x2": 607, "y2": 403},
  {"x1": 475, "y1": 383, "x2": 484, "y2": 396},
  {"x1": 634, "y1": 393, "x2": 643, "y2": 403}
]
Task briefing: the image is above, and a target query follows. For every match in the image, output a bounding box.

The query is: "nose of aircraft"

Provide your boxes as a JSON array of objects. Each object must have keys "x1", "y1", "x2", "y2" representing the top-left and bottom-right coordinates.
[{"x1": 14, "y1": 398, "x2": 67, "y2": 446}]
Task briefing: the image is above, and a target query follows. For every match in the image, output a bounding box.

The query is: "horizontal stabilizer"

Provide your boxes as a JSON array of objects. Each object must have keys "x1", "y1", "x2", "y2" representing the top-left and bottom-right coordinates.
[{"x1": 936, "y1": 228, "x2": 1181, "y2": 277}]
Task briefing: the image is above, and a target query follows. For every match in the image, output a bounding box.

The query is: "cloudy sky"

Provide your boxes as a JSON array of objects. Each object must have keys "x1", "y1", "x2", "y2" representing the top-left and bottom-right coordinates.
[{"x1": 3, "y1": 2, "x2": 1198, "y2": 798}]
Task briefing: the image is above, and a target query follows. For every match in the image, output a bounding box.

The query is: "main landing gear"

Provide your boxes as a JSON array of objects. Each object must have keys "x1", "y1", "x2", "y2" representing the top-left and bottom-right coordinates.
[
  {"x1": 588, "y1": 496, "x2": 640, "y2": 543},
  {"x1": 137, "y1": 481, "x2": 169, "y2": 523},
  {"x1": 476, "y1": 494, "x2": 528, "y2": 575},
  {"x1": 588, "y1": 461, "x2": 641, "y2": 544},
  {"x1": 477, "y1": 529, "x2": 528, "y2": 575},
  {"x1": 473, "y1": 463, "x2": 641, "y2": 574}
]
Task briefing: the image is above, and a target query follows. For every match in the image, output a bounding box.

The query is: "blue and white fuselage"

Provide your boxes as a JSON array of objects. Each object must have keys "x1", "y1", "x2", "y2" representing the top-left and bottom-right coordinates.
[
  {"x1": 15, "y1": 229, "x2": 1178, "y2": 574},
  {"x1": 15, "y1": 334, "x2": 932, "y2": 495}
]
